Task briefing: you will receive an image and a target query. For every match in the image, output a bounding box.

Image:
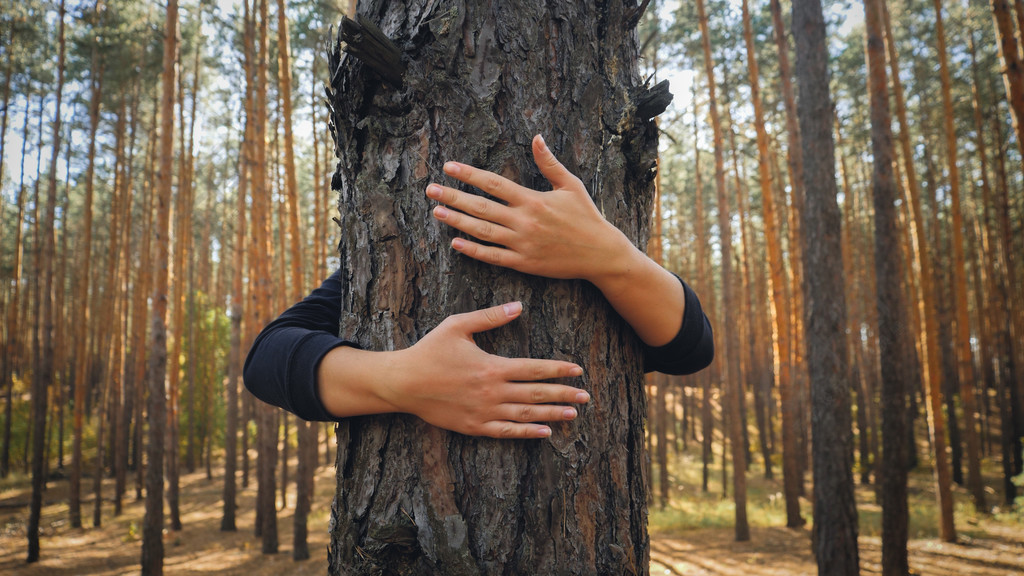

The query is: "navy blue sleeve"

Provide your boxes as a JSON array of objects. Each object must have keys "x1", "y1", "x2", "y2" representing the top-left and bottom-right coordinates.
[
  {"x1": 244, "y1": 269, "x2": 713, "y2": 422},
  {"x1": 243, "y1": 269, "x2": 355, "y2": 422},
  {"x1": 641, "y1": 277, "x2": 715, "y2": 376}
]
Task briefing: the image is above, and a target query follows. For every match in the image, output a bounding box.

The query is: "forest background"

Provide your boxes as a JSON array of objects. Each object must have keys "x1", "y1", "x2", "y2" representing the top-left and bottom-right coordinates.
[{"x1": 0, "y1": 0, "x2": 1023, "y2": 574}]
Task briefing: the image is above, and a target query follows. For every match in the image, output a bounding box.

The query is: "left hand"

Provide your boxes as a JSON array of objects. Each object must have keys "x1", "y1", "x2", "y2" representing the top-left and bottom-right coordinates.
[{"x1": 425, "y1": 134, "x2": 634, "y2": 285}]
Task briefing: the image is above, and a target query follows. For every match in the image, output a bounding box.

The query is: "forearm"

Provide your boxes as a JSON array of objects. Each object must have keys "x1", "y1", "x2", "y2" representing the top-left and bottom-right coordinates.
[
  {"x1": 587, "y1": 226, "x2": 685, "y2": 348},
  {"x1": 316, "y1": 346, "x2": 402, "y2": 419}
]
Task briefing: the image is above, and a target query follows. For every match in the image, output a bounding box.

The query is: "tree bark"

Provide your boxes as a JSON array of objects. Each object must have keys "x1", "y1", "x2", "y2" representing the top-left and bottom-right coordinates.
[
  {"x1": 27, "y1": 0, "x2": 65, "y2": 563},
  {"x1": 932, "y1": 0, "x2": 987, "y2": 514},
  {"x1": 990, "y1": 0, "x2": 1024, "y2": 176},
  {"x1": 325, "y1": 2, "x2": 660, "y2": 573},
  {"x1": 865, "y1": 0, "x2": 911, "y2": 571},
  {"x1": 880, "y1": 0, "x2": 956, "y2": 541},
  {"x1": 794, "y1": 0, "x2": 859, "y2": 573},
  {"x1": 253, "y1": 0, "x2": 279, "y2": 555},
  {"x1": 141, "y1": 0, "x2": 179, "y2": 572}
]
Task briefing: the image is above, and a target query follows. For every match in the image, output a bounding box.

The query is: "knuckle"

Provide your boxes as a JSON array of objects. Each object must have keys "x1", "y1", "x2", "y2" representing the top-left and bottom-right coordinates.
[
  {"x1": 478, "y1": 221, "x2": 496, "y2": 241},
  {"x1": 530, "y1": 387, "x2": 545, "y2": 403},
  {"x1": 498, "y1": 423, "x2": 515, "y2": 439},
  {"x1": 518, "y1": 405, "x2": 534, "y2": 421},
  {"x1": 474, "y1": 197, "x2": 489, "y2": 216},
  {"x1": 485, "y1": 173, "x2": 504, "y2": 192}
]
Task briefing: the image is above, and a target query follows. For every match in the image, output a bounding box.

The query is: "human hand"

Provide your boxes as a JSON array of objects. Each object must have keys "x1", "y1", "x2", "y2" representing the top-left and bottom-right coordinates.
[
  {"x1": 426, "y1": 134, "x2": 635, "y2": 285},
  {"x1": 383, "y1": 301, "x2": 590, "y2": 439}
]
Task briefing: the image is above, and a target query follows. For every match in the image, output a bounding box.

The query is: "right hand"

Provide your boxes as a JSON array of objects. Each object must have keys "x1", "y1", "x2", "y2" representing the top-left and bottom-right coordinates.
[{"x1": 385, "y1": 302, "x2": 590, "y2": 439}]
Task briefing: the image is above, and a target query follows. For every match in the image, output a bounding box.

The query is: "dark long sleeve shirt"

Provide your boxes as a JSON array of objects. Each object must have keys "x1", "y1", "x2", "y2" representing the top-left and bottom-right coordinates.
[{"x1": 244, "y1": 269, "x2": 714, "y2": 422}]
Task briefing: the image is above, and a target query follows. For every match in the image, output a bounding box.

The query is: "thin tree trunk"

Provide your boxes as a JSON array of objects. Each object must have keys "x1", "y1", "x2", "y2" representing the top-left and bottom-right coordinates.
[
  {"x1": 879, "y1": 0, "x2": 956, "y2": 540},
  {"x1": 696, "y1": 0, "x2": 748, "y2": 541},
  {"x1": 1, "y1": 95, "x2": 31, "y2": 480},
  {"x1": 223, "y1": 9, "x2": 251, "y2": 526},
  {"x1": 866, "y1": 0, "x2": 911, "y2": 570},
  {"x1": 740, "y1": 0, "x2": 802, "y2": 528},
  {"x1": 933, "y1": 0, "x2": 987, "y2": 514},
  {"x1": 142, "y1": 0, "x2": 179, "y2": 572},
  {"x1": 253, "y1": 0, "x2": 279, "y2": 554},
  {"x1": 27, "y1": 0, "x2": 66, "y2": 563}
]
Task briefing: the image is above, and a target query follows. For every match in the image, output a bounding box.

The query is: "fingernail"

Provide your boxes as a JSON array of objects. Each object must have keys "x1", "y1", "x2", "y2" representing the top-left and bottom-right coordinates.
[
  {"x1": 502, "y1": 301, "x2": 522, "y2": 317},
  {"x1": 451, "y1": 237, "x2": 465, "y2": 250},
  {"x1": 537, "y1": 134, "x2": 547, "y2": 149},
  {"x1": 426, "y1": 184, "x2": 442, "y2": 198},
  {"x1": 570, "y1": 365, "x2": 583, "y2": 377},
  {"x1": 444, "y1": 162, "x2": 461, "y2": 175},
  {"x1": 563, "y1": 408, "x2": 577, "y2": 420},
  {"x1": 575, "y1": 391, "x2": 590, "y2": 403},
  {"x1": 537, "y1": 427, "x2": 552, "y2": 437},
  {"x1": 434, "y1": 205, "x2": 449, "y2": 219}
]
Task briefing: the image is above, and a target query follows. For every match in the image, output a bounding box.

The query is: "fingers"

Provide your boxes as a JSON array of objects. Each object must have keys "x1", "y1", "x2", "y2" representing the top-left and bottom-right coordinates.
[
  {"x1": 442, "y1": 161, "x2": 527, "y2": 204},
  {"x1": 476, "y1": 421, "x2": 554, "y2": 439},
  {"x1": 448, "y1": 301, "x2": 523, "y2": 334},
  {"x1": 501, "y1": 381, "x2": 590, "y2": 405},
  {"x1": 426, "y1": 183, "x2": 514, "y2": 224},
  {"x1": 532, "y1": 134, "x2": 582, "y2": 190},
  {"x1": 448, "y1": 237, "x2": 522, "y2": 271},
  {"x1": 432, "y1": 204, "x2": 514, "y2": 246}
]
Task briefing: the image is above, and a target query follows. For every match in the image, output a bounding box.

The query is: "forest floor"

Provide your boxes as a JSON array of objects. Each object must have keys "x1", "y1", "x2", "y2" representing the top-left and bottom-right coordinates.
[{"x1": 1, "y1": 448, "x2": 1022, "y2": 575}]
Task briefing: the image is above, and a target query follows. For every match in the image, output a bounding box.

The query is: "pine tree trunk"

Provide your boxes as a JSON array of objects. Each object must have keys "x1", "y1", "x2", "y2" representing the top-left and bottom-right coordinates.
[
  {"x1": 932, "y1": 0, "x2": 987, "y2": 514},
  {"x1": 880, "y1": 0, "x2": 956, "y2": 541},
  {"x1": 990, "y1": 0, "x2": 1024, "y2": 175},
  {"x1": 738, "y1": 0, "x2": 802, "y2": 529},
  {"x1": 690, "y1": 86, "x2": 713, "y2": 495},
  {"x1": 865, "y1": 0, "x2": 910, "y2": 570},
  {"x1": 1, "y1": 95, "x2": 30, "y2": 480},
  {"x1": 325, "y1": 2, "x2": 660, "y2": 573},
  {"x1": 795, "y1": 0, "x2": 859, "y2": 573},
  {"x1": 142, "y1": 0, "x2": 179, "y2": 572},
  {"x1": 694, "y1": 0, "x2": 747, "y2": 540},
  {"x1": 253, "y1": 0, "x2": 279, "y2": 554},
  {"x1": 223, "y1": 52, "x2": 250, "y2": 531},
  {"x1": 26, "y1": 0, "x2": 66, "y2": 563}
]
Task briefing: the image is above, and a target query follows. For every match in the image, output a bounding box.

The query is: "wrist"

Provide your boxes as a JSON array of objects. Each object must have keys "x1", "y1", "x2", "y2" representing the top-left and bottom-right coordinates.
[
  {"x1": 585, "y1": 225, "x2": 646, "y2": 298},
  {"x1": 317, "y1": 346, "x2": 406, "y2": 418}
]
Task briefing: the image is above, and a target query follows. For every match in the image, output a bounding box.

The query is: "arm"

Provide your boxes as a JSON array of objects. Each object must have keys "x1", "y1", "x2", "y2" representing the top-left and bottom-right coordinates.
[
  {"x1": 243, "y1": 271, "x2": 590, "y2": 438},
  {"x1": 427, "y1": 135, "x2": 713, "y2": 372}
]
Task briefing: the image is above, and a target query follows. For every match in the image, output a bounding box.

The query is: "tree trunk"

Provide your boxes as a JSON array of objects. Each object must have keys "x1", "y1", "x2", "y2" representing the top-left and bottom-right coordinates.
[
  {"x1": 253, "y1": 0, "x2": 279, "y2": 555},
  {"x1": 70, "y1": 12, "x2": 106, "y2": 527},
  {"x1": 690, "y1": 83, "x2": 713, "y2": 496},
  {"x1": 795, "y1": 0, "x2": 859, "y2": 573},
  {"x1": 880, "y1": 0, "x2": 956, "y2": 541},
  {"x1": 223, "y1": 35, "x2": 251, "y2": 530},
  {"x1": 1, "y1": 95, "x2": 31, "y2": 480},
  {"x1": 932, "y1": 0, "x2": 987, "y2": 514},
  {"x1": 141, "y1": 0, "x2": 179, "y2": 572},
  {"x1": 325, "y1": 2, "x2": 660, "y2": 573},
  {"x1": 865, "y1": 0, "x2": 911, "y2": 570},
  {"x1": 739, "y1": 0, "x2": 802, "y2": 529},
  {"x1": 990, "y1": 0, "x2": 1024, "y2": 175},
  {"x1": 27, "y1": 0, "x2": 65, "y2": 563},
  {"x1": 694, "y1": 0, "x2": 747, "y2": 540}
]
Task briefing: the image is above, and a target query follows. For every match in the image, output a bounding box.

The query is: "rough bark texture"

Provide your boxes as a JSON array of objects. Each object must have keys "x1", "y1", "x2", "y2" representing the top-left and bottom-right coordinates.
[
  {"x1": 325, "y1": 2, "x2": 658, "y2": 574},
  {"x1": 142, "y1": 0, "x2": 178, "y2": 572},
  {"x1": 793, "y1": 0, "x2": 859, "y2": 574},
  {"x1": 28, "y1": 0, "x2": 65, "y2": 563},
  {"x1": 881, "y1": 0, "x2": 955, "y2": 542},
  {"x1": 933, "y1": 0, "x2": 987, "y2": 515},
  {"x1": 865, "y1": 2, "x2": 910, "y2": 572}
]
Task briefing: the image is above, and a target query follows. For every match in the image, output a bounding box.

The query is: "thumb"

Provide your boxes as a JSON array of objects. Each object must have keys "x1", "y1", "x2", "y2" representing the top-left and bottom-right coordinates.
[
  {"x1": 451, "y1": 301, "x2": 523, "y2": 335},
  {"x1": 532, "y1": 134, "x2": 580, "y2": 190}
]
